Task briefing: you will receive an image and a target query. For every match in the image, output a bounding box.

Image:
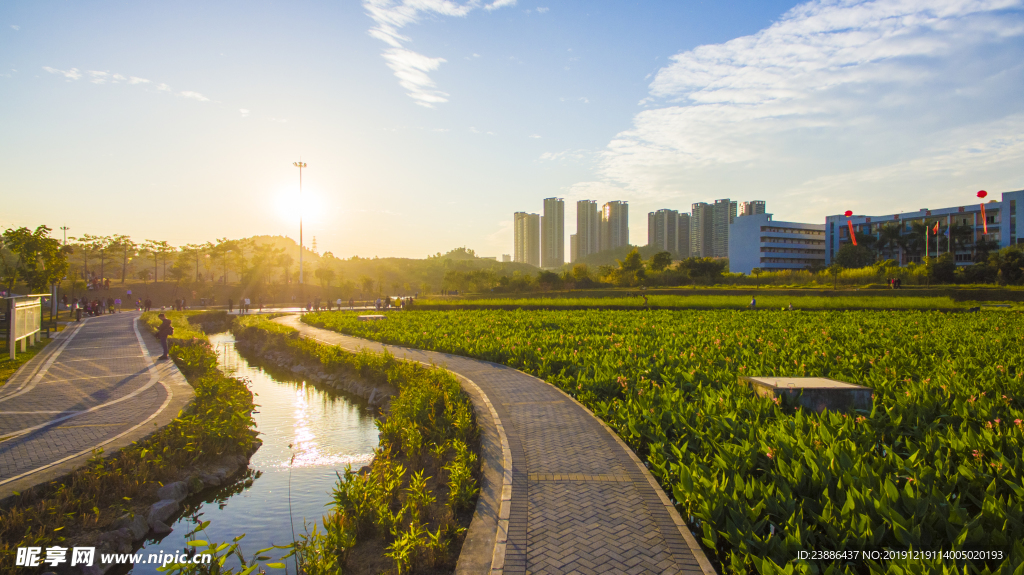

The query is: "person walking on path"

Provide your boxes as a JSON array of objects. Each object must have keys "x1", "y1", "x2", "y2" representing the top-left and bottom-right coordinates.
[
  {"x1": 156, "y1": 313, "x2": 173, "y2": 360},
  {"x1": 749, "y1": 296, "x2": 757, "y2": 310},
  {"x1": 114, "y1": 297, "x2": 122, "y2": 313},
  {"x1": 228, "y1": 298, "x2": 234, "y2": 313},
  {"x1": 259, "y1": 298, "x2": 264, "y2": 313}
]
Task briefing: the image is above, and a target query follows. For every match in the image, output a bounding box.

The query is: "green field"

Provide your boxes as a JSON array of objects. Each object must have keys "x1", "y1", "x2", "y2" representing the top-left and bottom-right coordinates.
[
  {"x1": 304, "y1": 309, "x2": 1024, "y2": 573},
  {"x1": 413, "y1": 294, "x2": 966, "y2": 310}
]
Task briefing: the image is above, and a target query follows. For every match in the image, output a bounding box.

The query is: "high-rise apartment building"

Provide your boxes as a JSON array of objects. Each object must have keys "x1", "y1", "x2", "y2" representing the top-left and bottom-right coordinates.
[
  {"x1": 575, "y1": 200, "x2": 600, "y2": 261},
  {"x1": 569, "y1": 234, "x2": 578, "y2": 263},
  {"x1": 739, "y1": 201, "x2": 766, "y2": 217},
  {"x1": 690, "y1": 202, "x2": 713, "y2": 257},
  {"x1": 514, "y1": 212, "x2": 540, "y2": 267},
  {"x1": 647, "y1": 209, "x2": 679, "y2": 254},
  {"x1": 712, "y1": 199, "x2": 737, "y2": 258},
  {"x1": 502, "y1": 254, "x2": 511, "y2": 263},
  {"x1": 541, "y1": 197, "x2": 565, "y2": 268},
  {"x1": 600, "y1": 201, "x2": 629, "y2": 251},
  {"x1": 677, "y1": 213, "x2": 691, "y2": 258}
]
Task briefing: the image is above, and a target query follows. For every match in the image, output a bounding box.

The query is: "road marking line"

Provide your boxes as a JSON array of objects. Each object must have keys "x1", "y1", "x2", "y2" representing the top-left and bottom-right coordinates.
[
  {"x1": 42, "y1": 356, "x2": 143, "y2": 363},
  {"x1": 0, "y1": 381, "x2": 172, "y2": 487},
  {"x1": 0, "y1": 320, "x2": 88, "y2": 403},
  {"x1": 0, "y1": 375, "x2": 163, "y2": 441},
  {"x1": 0, "y1": 317, "x2": 174, "y2": 488},
  {"x1": 0, "y1": 410, "x2": 85, "y2": 414},
  {"x1": 56, "y1": 423, "x2": 130, "y2": 429}
]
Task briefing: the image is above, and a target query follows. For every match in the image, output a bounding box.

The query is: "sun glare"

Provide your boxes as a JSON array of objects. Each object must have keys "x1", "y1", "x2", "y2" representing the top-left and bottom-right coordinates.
[{"x1": 273, "y1": 187, "x2": 329, "y2": 226}]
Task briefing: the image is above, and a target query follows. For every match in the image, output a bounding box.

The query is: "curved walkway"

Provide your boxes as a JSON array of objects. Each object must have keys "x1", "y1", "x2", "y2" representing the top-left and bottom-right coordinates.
[
  {"x1": 0, "y1": 312, "x2": 193, "y2": 499},
  {"x1": 276, "y1": 314, "x2": 716, "y2": 575}
]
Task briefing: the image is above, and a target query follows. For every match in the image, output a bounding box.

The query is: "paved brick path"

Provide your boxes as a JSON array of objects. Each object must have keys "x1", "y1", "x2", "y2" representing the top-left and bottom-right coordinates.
[
  {"x1": 0, "y1": 312, "x2": 193, "y2": 498},
  {"x1": 276, "y1": 315, "x2": 715, "y2": 575}
]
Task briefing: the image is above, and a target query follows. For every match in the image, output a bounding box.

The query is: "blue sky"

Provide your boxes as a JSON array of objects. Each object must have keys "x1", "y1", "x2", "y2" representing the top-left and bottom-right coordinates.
[{"x1": 2, "y1": 0, "x2": 1023, "y2": 258}]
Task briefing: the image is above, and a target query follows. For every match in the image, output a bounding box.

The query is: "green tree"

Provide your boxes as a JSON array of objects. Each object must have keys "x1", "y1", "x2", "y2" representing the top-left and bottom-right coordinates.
[
  {"x1": 677, "y1": 257, "x2": 726, "y2": 284},
  {"x1": 315, "y1": 266, "x2": 336, "y2": 289},
  {"x1": 109, "y1": 234, "x2": 137, "y2": 284},
  {"x1": 833, "y1": 243, "x2": 874, "y2": 268},
  {"x1": 875, "y1": 223, "x2": 903, "y2": 261},
  {"x1": 928, "y1": 253, "x2": 957, "y2": 284},
  {"x1": 1, "y1": 226, "x2": 70, "y2": 292},
  {"x1": 989, "y1": 245, "x2": 1024, "y2": 285},
  {"x1": 751, "y1": 267, "x2": 762, "y2": 289},
  {"x1": 649, "y1": 251, "x2": 673, "y2": 272},
  {"x1": 974, "y1": 237, "x2": 999, "y2": 263},
  {"x1": 359, "y1": 275, "x2": 374, "y2": 296},
  {"x1": 143, "y1": 240, "x2": 175, "y2": 282},
  {"x1": 608, "y1": 248, "x2": 646, "y2": 287},
  {"x1": 277, "y1": 252, "x2": 294, "y2": 285},
  {"x1": 826, "y1": 261, "x2": 843, "y2": 290}
]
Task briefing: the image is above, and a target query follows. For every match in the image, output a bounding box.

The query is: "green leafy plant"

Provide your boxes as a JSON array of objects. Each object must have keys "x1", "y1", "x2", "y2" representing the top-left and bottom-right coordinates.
[{"x1": 304, "y1": 308, "x2": 1024, "y2": 573}]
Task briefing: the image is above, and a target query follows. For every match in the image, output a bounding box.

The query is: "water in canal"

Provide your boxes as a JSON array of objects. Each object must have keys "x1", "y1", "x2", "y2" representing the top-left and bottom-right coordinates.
[{"x1": 128, "y1": 331, "x2": 379, "y2": 574}]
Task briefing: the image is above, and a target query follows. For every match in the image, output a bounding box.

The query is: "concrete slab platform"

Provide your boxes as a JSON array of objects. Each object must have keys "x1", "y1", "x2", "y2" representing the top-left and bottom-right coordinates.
[{"x1": 739, "y1": 376, "x2": 873, "y2": 412}]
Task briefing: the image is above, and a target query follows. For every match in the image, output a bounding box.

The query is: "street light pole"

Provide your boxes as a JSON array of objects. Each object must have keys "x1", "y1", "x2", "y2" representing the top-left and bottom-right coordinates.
[
  {"x1": 293, "y1": 161, "x2": 307, "y2": 285},
  {"x1": 60, "y1": 226, "x2": 69, "y2": 246}
]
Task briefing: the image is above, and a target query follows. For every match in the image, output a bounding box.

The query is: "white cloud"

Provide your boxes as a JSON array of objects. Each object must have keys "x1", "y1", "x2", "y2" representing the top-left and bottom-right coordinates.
[
  {"x1": 128, "y1": 76, "x2": 150, "y2": 85},
  {"x1": 529, "y1": 134, "x2": 542, "y2": 138},
  {"x1": 10, "y1": 25, "x2": 20, "y2": 30},
  {"x1": 179, "y1": 91, "x2": 209, "y2": 101},
  {"x1": 42, "y1": 66, "x2": 82, "y2": 80},
  {"x1": 536, "y1": 6, "x2": 548, "y2": 13},
  {"x1": 485, "y1": 0, "x2": 516, "y2": 11},
  {"x1": 156, "y1": 83, "x2": 171, "y2": 91},
  {"x1": 539, "y1": 149, "x2": 591, "y2": 162},
  {"x1": 363, "y1": 0, "x2": 516, "y2": 106},
  {"x1": 240, "y1": 108, "x2": 250, "y2": 117},
  {"x1": 382, "y1": 48, "x2": 449, "y2": 106},
  {"x1": 88, "y1": 70, "x2": 108, "y2": 84},
  {"x1": 581, "y1": 0, "x2": 1024, "y2": 214}
]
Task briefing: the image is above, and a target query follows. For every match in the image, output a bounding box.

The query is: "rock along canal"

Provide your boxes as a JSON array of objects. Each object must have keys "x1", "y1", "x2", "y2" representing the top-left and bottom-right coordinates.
[{"x1": 127, "y1": 330, "x2": 379, "y2": 574}]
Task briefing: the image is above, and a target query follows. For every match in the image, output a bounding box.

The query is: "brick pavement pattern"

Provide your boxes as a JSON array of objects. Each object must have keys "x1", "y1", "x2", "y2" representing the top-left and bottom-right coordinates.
[
  {"x1": 276, "y1": 314, "x2": 712, "y2": 575},
  {"x1": 0, "y1": 312, "x2": 175, "y2": 487}
]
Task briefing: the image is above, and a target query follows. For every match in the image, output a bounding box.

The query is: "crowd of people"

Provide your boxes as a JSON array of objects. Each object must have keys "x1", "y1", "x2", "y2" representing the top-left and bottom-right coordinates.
[
  {"x1": 66, "y1": 296, "x2": 122, "y2": 320},
  {"x1": 55, "y1": 291, "x2": 418, "y2": 321}
]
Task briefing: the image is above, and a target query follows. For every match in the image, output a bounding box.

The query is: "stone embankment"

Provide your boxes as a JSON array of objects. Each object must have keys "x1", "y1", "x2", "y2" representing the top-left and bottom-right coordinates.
[{"x1": 69, "y1": 446, "x2": 259, "y2": 575}]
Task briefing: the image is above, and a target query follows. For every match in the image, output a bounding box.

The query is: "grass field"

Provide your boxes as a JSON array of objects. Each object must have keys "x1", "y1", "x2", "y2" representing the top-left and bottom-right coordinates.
[
  {"x1": 304, "y1": 309, "x2": 1024, "y2": 573},
  {"x1": 414, "y1": 294, "x2": 966, "y2": 310}
]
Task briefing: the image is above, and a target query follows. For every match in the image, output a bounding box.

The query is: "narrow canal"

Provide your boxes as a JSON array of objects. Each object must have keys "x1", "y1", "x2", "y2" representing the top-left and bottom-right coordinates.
[{"x1": 129, "y1": 330, "x2": 379, "y2": 574}]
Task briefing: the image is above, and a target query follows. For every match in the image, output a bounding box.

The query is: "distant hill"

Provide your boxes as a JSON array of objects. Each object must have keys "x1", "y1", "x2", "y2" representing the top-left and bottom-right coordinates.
[{"x1": 240, "y1": 236, "x2": 536, "y2": 294}]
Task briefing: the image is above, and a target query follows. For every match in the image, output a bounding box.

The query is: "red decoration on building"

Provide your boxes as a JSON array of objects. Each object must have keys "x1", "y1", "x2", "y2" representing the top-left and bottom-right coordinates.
[
  {"x1": 844, "y1": 210, "x2": 853, "y2": 217},
  {"x1": 977, "y1": 190, "x2": 987, "y2": 199},
  {"x1": 847, "y1": 220, "x2": 857, "y2": 246}
]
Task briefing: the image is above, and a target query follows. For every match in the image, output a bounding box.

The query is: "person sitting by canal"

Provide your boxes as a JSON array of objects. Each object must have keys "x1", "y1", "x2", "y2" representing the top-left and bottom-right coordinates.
[{"x1": 156, "y1": 313, "x2": 173, "y2": 360}]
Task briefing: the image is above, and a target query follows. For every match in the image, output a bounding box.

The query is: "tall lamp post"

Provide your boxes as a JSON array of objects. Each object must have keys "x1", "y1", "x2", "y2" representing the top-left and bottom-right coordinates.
[{"x1": 293, "y1": 161, "x2": 307, "y2": 286}]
